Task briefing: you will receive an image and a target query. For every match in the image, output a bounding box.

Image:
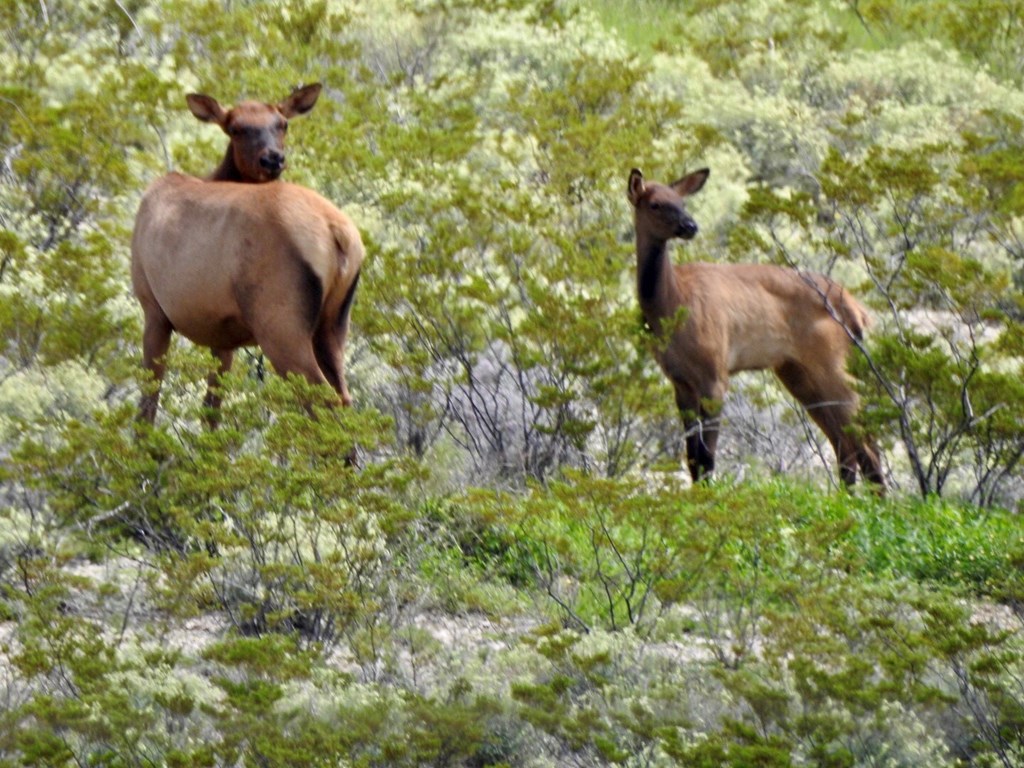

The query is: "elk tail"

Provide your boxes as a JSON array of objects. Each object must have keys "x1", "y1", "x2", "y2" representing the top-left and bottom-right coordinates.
[
  {"x1": 809, "y1": 274, "x2": 871, "y2": 341},
  {"x1": 832, "y1": 288, "x2": 871, "y2": 341},
  {"x1": 330, "y1": 220, "x2": 365, "y2": 278}
]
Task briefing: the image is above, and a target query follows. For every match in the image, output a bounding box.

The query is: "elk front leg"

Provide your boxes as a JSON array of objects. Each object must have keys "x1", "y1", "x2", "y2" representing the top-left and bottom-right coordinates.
[
  {"x1": 675, "y1": 382, "x2": 720, "y2": 483},
  {"x1": 138, "y1": 307, "x2": 173, "y2": 424}
]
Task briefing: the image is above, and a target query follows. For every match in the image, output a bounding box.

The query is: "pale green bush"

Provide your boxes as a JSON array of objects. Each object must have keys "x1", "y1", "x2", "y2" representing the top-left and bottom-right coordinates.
[{"x1": 0, "y1": 362, "x2": 109, "y2": 441}]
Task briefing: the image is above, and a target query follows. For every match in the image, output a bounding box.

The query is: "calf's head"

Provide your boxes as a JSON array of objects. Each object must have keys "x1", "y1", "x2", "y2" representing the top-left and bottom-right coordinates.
[{"x1": 627, "y1": 167, "x2": 709, "y2": 242}]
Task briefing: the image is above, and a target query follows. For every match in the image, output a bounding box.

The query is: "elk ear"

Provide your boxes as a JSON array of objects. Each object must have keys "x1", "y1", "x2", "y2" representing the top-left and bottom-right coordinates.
[
  {"x1": 186, "y1": 93, "x2": 228, "y2": 126},
  {"x1": 627, "y1": 168, "x2": 646, "y2": 206},
  {"x1": 279, "y1": 83, "x2": 322, "y2": 117},
  {"x1": 671, "y1": 168, "x2": 710, "y2": 197}
]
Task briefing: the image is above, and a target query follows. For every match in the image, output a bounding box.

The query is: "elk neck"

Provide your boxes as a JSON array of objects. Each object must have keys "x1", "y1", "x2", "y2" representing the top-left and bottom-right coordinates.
[
  {"x1": 208, "y1": 146, "x2": 243, "y2": 182},
  {"x1": 635, "y1": 229, "x2": 682, "y2": 335}
]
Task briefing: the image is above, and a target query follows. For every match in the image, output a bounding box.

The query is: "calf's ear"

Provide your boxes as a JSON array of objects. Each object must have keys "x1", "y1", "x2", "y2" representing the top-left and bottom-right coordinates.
[
  {"x1": 627, "y1": 168, "x2": 646, "y2": 206},
  {"x1": 670, "y1": 168, "x2": 710, "y2": 198}
]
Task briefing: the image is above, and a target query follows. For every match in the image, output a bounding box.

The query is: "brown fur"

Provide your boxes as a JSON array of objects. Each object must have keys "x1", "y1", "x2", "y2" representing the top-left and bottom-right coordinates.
[
  {"x1": 627, "y1": 168, "x2": 884, "y2": 490},
  {"x1": 132, "y1": 85, "x2": 363, "y2": 424}
]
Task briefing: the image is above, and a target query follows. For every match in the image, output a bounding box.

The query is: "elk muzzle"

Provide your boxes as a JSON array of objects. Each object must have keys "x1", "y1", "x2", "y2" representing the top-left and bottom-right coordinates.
[
  {"x1": 259, "y1": 150, "x2": 286, "y2": 179},
  {"x1": 677, "y1": 219, "x2": 698, "y2": 240}
]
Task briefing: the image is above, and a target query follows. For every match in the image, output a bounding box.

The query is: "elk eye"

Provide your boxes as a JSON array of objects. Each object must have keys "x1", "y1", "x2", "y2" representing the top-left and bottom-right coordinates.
[
  {"x1": 281, "y1": 121, "x2": 288, "y2": 133},
  {"x1": 650, "y1": 202, "x2": 660, "y2": 211}
]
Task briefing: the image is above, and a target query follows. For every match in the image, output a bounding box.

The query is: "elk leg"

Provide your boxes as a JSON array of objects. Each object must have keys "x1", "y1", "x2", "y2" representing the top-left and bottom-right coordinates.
[
  {"x1": 139, "y1": 307, "x2": 173, "y2": 424},
  {"x1": 202, "y1": 348, "x2": 234, "y2": 429},
  {"x1": 256, "y1": 334, "x2": 335, "y2": 403},
  {"x1": 675, "y1": 382, "x2": 719, "y2": 483},
  {"x1": 775, "y1": 361, "x2": 861, "y2": 487},
  {"x1": 313, "y1": 325, "x2": 351, "y2": 406},
  {"x1": 696, "y1": 403, "x2": 722, "y2": 480},
  {"x1": 263, "y1": 333, "x2": 359, "y2": 466},
  {"x1": 857, "y1": 437, "x2": 886, "y2": 491},
  {"x1": 311, "y1": 329, "x2": 360, "y2": 466},
  {"x1": 313, "y1": 270, "x2": 360, "y2": 406}
]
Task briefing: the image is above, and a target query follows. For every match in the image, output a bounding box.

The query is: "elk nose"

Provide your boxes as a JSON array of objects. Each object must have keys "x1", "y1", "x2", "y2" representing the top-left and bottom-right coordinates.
[
  {"x1": 678, "y1": 219, "x2": 699, "y2": 240},
  {"x1": 260, "y1": 151, "x2": 285, "y2": 175}
]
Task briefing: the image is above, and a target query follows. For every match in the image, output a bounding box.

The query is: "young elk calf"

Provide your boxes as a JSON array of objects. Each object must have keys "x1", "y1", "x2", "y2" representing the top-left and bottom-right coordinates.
[
  {"x1": 627, "y1": 168, "x2": 884, "y2": 490},
  {"x1": 131, "y1": 84, "x2": 363, "y2": 425}
]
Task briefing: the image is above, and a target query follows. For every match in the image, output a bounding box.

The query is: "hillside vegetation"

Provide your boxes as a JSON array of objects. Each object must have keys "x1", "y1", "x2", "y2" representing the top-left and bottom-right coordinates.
[{"x1": 1, "y1": 0, "x2": 1022, "y2": 765}]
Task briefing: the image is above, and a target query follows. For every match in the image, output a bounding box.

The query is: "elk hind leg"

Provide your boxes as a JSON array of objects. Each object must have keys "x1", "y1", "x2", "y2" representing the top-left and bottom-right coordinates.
[
  {"x1": 258, "y1": 335, "x2": 332, "y2": 395},
  {"x1": 245, "y1": 269, "x2": 335, "y2": 405},
  {"x1": 856, "y1": 435, "x2": 885, "y2": 491},
  {"x1": 775, "y1": 361, "x2": 861, "y2": 487},
  {"x1": 312, "y1": 272, "x2": 360, "y2": 407},
  {"x1": 313, "y1": 331, "x2": 351, "y2": 406},
  {"x1": 271, "y1": 327, "x2": 360, "y2": 466}
]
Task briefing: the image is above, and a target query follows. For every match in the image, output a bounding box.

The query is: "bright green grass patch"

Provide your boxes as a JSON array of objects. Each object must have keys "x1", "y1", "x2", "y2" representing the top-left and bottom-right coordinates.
[
  {"x1": 583, "y1": 0, "x2": 686, "y2": 54},
  {"x1": 722, "y1": 479, "x2": 1024, "y2": 595},
  {"x1": 464, "y1": 476, "x2": 1023, "y2": 610},
  {"x1": 739, "y1": 482, "x2": 1023, "y2": 597},
  {"x1": 848, "y1": 493, "x2": 1024, "y2": 595}
]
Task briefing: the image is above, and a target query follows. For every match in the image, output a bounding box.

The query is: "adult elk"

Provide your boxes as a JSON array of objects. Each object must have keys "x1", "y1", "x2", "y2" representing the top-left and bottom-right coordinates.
[
  {"x1": 627, "y1": 167, "x2": 884, "y2": 490},
  {"x1": 131, "y1": 84, "x2": 363, "y2": 425}
]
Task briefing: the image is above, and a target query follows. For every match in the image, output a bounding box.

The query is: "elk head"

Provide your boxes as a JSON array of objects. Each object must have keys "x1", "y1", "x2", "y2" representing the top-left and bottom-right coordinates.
[
  {"x1": 185, "y1": 82, "x2": 323, "y2": 182},
  {"x1": 627, "y1": 167, "x2": 708, "y2": 243}
]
